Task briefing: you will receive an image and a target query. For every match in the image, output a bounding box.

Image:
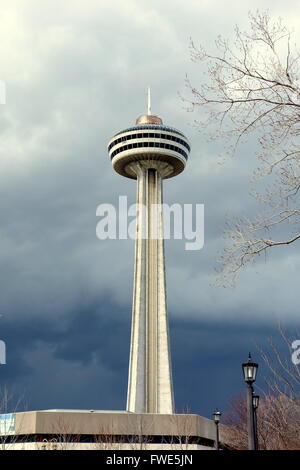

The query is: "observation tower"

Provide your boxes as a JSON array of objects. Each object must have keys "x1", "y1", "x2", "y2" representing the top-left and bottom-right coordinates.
[{"x1": 107, "y1": 90, "x2": 190, "y2": 414}]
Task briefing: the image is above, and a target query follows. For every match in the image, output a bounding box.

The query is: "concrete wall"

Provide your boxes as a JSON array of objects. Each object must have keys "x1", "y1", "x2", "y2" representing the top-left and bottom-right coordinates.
[{"x1": 13, "y1": 411, "x2": 215, "y2": 442}]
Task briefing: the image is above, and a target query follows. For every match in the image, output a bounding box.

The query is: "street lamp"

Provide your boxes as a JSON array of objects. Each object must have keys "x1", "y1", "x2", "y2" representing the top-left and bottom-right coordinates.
[
  {"x1": 252, "y1": 394, "x2": 259, "y2": 410},
  {"x1": 212, "y1": 409, "x2": 222, "y2": 450},
  {"x1": 242, "y1": 353, "x2": 258, "y2": 450},
  {"x1": 252, "y1": 393, "x2": 259, "y2": 450}
]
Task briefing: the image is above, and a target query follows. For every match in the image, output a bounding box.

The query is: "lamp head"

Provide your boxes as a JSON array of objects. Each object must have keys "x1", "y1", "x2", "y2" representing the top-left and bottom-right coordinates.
[
  {"x1": 212, "y1": 409, "x2": 222, "y2": 424},
  {"x1": 252, "y1": 394, "x2": 260, "y2": 410},
  {"x1": 242, "y1": 353, "x2": 259, "y2": 384}
]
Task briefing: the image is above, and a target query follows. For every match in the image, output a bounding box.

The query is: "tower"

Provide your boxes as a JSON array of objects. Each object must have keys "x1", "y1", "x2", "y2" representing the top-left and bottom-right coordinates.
[{"x1": 108, "y1": 93, "x2": 190, "y2": 414}]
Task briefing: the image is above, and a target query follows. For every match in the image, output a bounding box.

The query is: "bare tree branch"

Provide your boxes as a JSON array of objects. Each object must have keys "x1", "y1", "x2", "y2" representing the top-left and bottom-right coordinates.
[{"x1": 184, "y1": 10, "x2": 300, "y2": 286}]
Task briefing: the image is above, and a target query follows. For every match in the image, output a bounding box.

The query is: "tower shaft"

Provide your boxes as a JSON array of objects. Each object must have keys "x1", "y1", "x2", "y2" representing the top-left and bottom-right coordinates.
[
  {"x1": 126, "y1": 163, "x2": 174, "y2": 414},
  {"x1": 108, "y1": 110, "x2": 190, "y2": 415}
]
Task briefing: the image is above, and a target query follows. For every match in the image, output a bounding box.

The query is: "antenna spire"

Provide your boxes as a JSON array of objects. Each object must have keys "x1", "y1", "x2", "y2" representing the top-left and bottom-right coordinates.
[{"x1": 147, "y1": 87, "x2": 151, "y2": 115}]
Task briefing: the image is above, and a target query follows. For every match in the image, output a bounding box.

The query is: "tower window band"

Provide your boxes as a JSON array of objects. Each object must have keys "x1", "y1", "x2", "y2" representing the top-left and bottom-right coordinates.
[
  {"x1": 108, "y1": 133, "x2": 190, "y2": 152},
  {"x1": 110, "y1": 141, "x2": 188, "y2": 160}
]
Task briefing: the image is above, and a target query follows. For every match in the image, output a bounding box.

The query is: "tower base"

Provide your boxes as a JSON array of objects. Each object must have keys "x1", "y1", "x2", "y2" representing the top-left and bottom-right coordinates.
[{"x1": 0, "y1": 410, "x2": 217, "y2": 450}]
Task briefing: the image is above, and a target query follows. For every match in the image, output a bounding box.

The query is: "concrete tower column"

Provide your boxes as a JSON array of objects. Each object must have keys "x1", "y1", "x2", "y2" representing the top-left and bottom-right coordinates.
[
  {"x1": 126, "y1": 162, "x2": 174, "y2": 414},
  {"x1": 108, "y1": 109, "x2": 190, "y2": 415}
]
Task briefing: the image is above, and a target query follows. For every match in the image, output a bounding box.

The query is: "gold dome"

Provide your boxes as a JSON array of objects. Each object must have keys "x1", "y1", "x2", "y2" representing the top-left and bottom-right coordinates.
[{"x1": 135, "y1": 115, "x2": 163, "y2": 125}]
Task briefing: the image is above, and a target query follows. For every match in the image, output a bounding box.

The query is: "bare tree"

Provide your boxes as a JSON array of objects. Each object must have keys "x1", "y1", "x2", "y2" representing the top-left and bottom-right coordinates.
[
  {"x1": 222, "y1": 327, "x2": 300, "y2": 450},
  {"x1": 126, "y1": 414, "x2": 155, "y2": 450},
  {"x1": 257, "y1": 327, "x2": 300, "y2": 449},
  {"x1": 169, "y1": 406, "x2": 197, "y2": 450},
  {"x1": 258, "y1": 325, "x2": 300, "y2": 399},
  {"x1": 223, "y1": 392, "x2": 300, "y2": 450},
  {"x1": 221, "y1": 395, "x2": 248, "y2": 449},
  {"x1": 47, "y1": 415, "x2": 81, "y2": 450},
  {"x1": 185, "y1": 10, "x2": 300, "y2": 286},
  {"x1": 0, "y1": 387, "x2": 28, "y2": 450}
]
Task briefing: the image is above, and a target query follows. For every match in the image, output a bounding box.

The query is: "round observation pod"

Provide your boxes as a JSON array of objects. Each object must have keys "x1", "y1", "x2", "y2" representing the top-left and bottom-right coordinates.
[{"x1": 107, "y1": 114, "x2": 190, "y2": 179}]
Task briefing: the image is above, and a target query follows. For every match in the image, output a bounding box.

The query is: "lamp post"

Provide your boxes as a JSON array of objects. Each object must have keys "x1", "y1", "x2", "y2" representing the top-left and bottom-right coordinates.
[
  {"x1": 252, "y1": 393, "x2": 259, "y2": 450},
  {"x1": 212, "y1": 409, "x2": 222, "y2": 450},
  {"x1": 242, "y1": 353, "x2": 258, "y2": 450}
]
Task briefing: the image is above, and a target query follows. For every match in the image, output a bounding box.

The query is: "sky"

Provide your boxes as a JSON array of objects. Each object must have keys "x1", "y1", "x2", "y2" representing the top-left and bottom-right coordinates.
[{"x1": 0, "y1": 0, "x2": 299, "y2": 418}]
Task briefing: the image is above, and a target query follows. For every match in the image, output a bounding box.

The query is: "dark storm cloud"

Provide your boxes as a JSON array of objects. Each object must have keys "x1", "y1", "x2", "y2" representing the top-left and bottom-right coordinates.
[
  {"x1": 0, "y1": 305, "x2": 289, "y2": 415},
  {"x1": 0, "y1": 299, "x2": 130, "y2": 410}
]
